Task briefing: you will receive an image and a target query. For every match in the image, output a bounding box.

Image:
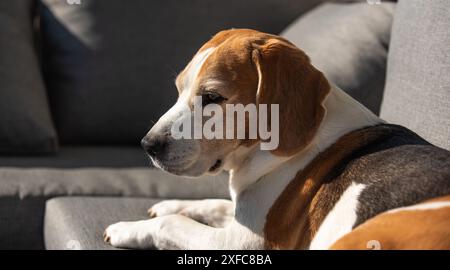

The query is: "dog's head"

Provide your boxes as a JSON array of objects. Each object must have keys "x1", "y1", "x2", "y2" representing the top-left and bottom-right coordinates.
[{"x1": 142, "y1": 29, "x2": 330, "y2": 176}]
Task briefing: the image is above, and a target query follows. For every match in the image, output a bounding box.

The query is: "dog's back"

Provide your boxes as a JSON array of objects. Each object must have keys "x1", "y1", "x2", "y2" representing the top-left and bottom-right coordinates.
[
  {"x1": 265, "y1": 124, "x2": 450, "y2": 249},
  {"x1": 341, "y1": 124, "x2": 450, "y2": 227},
  {"x1": 321, "y1": 124, "x2": 450, "y2": 249}
]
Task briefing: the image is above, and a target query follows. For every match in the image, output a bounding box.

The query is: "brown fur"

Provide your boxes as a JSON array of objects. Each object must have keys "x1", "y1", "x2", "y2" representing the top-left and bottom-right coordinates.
[
  {"x1": 330, "y1": 196, "x2": 450, "y2": 250},
  {"x1": 252, "y1": 38, "x2": 330, "y2": 156}
]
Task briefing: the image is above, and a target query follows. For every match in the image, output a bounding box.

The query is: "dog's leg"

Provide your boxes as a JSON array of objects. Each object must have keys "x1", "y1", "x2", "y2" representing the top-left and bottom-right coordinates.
[
  {"x1": 104, "y1": 215, "x2": 258, "y2": 249},
  {"x1": 148, "y1": 199, "x2": 234, "y2": 227}
]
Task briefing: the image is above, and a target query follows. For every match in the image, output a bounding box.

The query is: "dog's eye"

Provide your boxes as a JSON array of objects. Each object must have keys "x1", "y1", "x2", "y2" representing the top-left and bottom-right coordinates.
[{"x1": 202, "y1": 92, "x2": 226, "y2": 106}]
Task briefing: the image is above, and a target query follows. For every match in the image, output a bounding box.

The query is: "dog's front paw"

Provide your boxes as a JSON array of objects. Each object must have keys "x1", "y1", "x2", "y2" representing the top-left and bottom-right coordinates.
[
  {"x1": 104, "y1": 222, "x2": 134, "y2": 248},
  {"x1": 148, "y1": 200, "x2": 189, "y2": 218},
  {"x1": 104, "y1": 221, "x2": 155, "y2": 249}
]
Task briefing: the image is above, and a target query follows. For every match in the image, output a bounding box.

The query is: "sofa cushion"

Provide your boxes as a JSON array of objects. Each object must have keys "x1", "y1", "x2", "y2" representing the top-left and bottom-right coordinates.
[
  {"x1": 39, "y1": 0, "x2": 323, "y2": 144},
  {"x1": 0, "y1": 167, "x2": 229, "y2": 200},
  {"x1": 44, "y1": 197, "x2": 159, "y2": 250},
  {"x1": 0, "y1": 160, "x2": 228, "y2": 249},
  {"x1": 0, "y1": 147, "x2": 229, "y2": 249},
  {"x1": 0, "y1": 0, "x2": 58, "y2": 154},
  {"x1": 0, "y1": 146, "x2": 149, "y2": 168},
  {"x1": 0, "y1": 145, "x2": 156, "y2": 249},
  {"x1": 281, "y1": 2, "x2": 395, "y2": 114},
  {"x1": 380, "y1": 0, "x2": 450, "y2": 150}
]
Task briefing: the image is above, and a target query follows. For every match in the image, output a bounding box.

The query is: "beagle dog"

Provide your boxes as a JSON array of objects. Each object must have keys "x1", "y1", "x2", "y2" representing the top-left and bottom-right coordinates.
[{"x1": 104, "y1": 29, "x2": 450, "y2": 250}]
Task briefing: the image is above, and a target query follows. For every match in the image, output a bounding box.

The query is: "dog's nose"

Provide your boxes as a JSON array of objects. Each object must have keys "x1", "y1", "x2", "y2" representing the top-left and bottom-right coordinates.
[{"x1": 141, "y1": 136, "x2": 166, "y2": 157}]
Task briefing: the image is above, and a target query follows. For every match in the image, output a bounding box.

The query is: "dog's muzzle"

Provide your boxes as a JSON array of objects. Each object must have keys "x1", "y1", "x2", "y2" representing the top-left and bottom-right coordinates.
[{"x1": 141, "y1": 134, "x2": 168, "y2": 158}]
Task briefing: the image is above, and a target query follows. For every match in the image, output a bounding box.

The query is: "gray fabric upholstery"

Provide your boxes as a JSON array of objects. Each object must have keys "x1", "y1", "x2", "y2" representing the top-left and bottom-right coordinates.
[
  {"x1": 0, "y1": 168, "x2": 229, "y2": 200},
  {"x1": 281, "y1": 2, "x2": 395, "y2": 114},
  {"x1": 0, "y1": 197, "x2": 46, "y2": 250},
  {"x1": 0, "y1": 0, "x2": 58, "y2": 154},
  {"x1": 38, "y1": 0, "x2": 323, "y2": 144},
  {"x1": 0, "y1": 146, "x2": 149, "y2": 168},
  {"x1": 45, "y1": 197, "x2": 159, "y2": 250},
  {"x1": 380, "y1": 0, "x2": 450, "y2": 150},
  {"x1": 0, "y1": 167, "x2": 228, "y2": 249}
]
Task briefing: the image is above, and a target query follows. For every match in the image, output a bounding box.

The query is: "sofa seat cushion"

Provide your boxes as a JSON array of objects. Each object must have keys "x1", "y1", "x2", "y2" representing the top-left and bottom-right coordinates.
[
  {"x1": 0, "y1": 167, "x2": 228, "y2": 249},
  {"x1": 44, "y1": 197, "x2": 160, "y2": 250},
  {"x1": 281, "y1": 2, "x2": 396, "y2": 114},
  {"x1": 0, "y1": 146, "x2": 228, "y2": 249},
  {"x1": 0, "y1": 167, "x2": 229, "y2": 200}
]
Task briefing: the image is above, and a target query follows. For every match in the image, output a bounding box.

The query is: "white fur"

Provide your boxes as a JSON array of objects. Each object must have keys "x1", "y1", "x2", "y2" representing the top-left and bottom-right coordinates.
[
  {"x1": 185, "y1": 48, "x2": 216, "y2": 92},
  {"x1": 309, "y1": 183, "x2": 366, "y2": 250},
  {"x1": 146, "y1": 47, "x2": 217, "y2": 175},
  {"x1": 105, "y1": 81, "x2": 382, "y2": 249},
  {"x1": 148, "y1": 199, "x2": 234, "y2": 228},
  {"x1": 150, "y1": 47, "x2": 216, "y2": 133}
]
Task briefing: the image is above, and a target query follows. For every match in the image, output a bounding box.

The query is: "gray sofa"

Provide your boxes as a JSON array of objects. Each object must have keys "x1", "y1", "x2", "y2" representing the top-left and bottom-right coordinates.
[{"x1": 0, "y1": 0, "x2": 448, "y2": 250}]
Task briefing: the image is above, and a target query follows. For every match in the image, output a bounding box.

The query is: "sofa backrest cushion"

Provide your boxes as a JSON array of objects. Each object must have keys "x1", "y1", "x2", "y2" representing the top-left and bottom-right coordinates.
[
  {"x1": 39, "y1": 0, "x2": 323, "y2": 144},
  {"x1": 281, "y1": 2, "x2": 396, "y2": 115},
  {"x1": 0, "y1": 0, "x2": 58, "y2": 154},
  {"x1": 380, "y1": 0, "x2": 450, "y2": 150}
]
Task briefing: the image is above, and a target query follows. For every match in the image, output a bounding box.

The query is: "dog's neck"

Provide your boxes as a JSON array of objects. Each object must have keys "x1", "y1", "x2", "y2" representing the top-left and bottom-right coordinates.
[{"x1": 225, "y1": 84, "x2": 383, "y2": 201}]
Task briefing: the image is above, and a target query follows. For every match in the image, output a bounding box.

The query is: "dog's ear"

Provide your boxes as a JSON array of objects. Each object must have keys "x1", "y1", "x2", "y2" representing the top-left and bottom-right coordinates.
[{"x1": 252, "y1": 38, "x2": 330, "y2": 156}]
